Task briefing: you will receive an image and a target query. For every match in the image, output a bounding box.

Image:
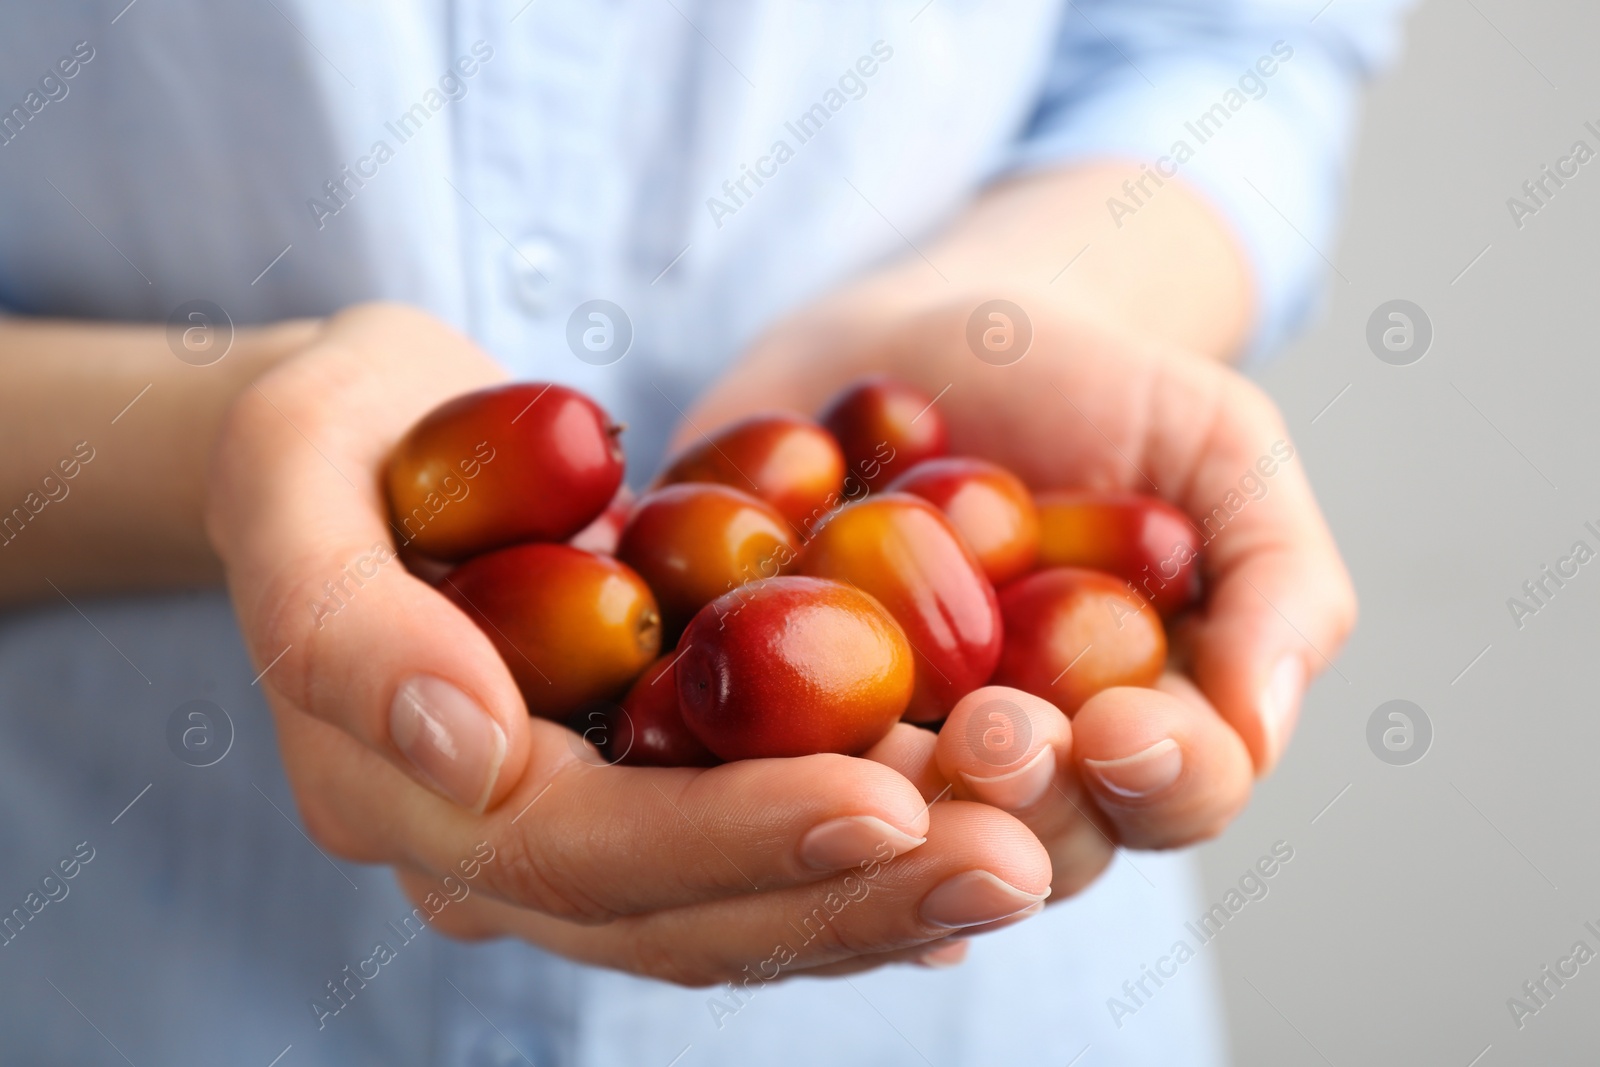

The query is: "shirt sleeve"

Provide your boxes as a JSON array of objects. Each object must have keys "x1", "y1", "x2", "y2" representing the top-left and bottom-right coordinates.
[{"x1": 999, "y1": 0, "x2": 1415, "y2": 362}]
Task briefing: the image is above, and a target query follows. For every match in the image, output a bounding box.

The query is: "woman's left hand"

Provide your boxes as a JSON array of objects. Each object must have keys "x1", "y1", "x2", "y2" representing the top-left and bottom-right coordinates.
[{"x1": 677, "y1": 295, "x2": 1356, "y2": 904}]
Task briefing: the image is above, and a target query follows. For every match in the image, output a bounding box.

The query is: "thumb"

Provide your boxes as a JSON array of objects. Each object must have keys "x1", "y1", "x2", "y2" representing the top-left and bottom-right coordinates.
[{"x1": 206, "y1": 327, "x2": 531, "y2": 811}]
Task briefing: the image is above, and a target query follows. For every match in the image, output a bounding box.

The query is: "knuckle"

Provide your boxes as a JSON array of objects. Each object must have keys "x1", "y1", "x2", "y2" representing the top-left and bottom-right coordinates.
[
  {"x1": 787, "y1": 904, "x2": 882, "y2": 960},
  {"x1": 396, "y1": 879, "x2": 492, "y2": 942},
  {"x1": 623, "y1": 939, "x2": 722, "y2": 988},
  {"x1": 203, "y1": 386, "x2": 282, "y2": 553},
  {"x1": 1332, "y1": 575, "x2": 1360, "y2": 642},
  {"x1": 422, "y1": 900, "x2": 489, "y2": 942},
  {"x1": 487, "y1": 830, "x2": 622, "y2": 925},
  {"x1": 294, "y1": 794, "x2": 375, "y2": 863},
  {"x1": 421, "y1": 909, "x2": 484, "y2": 942}
]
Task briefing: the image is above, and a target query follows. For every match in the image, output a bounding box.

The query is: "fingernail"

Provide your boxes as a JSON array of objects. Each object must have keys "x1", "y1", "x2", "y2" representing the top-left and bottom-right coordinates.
[
  {"x1": 800, "y1": 816, "x2": 926, "y2": 872},
  {"x1": 957, "y1": 900, "x2": 1046, "y2": 937},
  {"x1": 1083, "y1": 738, "x2": 1182, "y2": 800},
  {"x1": 1260, "y1": 655, "x2": 1305, "y2": 764},
  {"x1": 919, "y1": 870, "x2": 1048, "y2": 930},
  {"x1": 913, "y1": 939, "x2": 970, "y2": 968},
  {"x1": 959, "y1": 747, "x2": 1056, "y2": 810},
  {"x1": 390, "y1": 676, "x2": 507, "y2": 812}
]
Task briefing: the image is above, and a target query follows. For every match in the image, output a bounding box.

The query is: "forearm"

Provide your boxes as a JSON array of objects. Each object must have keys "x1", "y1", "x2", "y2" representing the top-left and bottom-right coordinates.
[
  {"x1": 0, "y1": 317, "x2": 317, "y2": 603},
  {"x1": 928, "y1": 163, "x2": 1252, "y2": 359},
  {"x1": 774, "y1": 163, "x2": 1253, "y2": 369},
  {"x1": 694, "y1": 163, "x2": 1253, "y2": 436}
]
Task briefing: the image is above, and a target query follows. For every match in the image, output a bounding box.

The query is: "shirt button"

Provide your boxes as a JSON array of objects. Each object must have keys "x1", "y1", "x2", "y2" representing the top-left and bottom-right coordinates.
[{"x1": 508, "y1": 236, "x2": 565, "y2": 318}]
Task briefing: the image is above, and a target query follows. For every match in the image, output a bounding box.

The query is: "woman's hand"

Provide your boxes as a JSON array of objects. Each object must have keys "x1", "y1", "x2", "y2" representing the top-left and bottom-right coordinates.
[
  {"x1": 205, "y1": 302, "x2": 1054, "y2": 986},
  {"x1": 685, "y1": 296, "x2": 1357, "y2": 897}
]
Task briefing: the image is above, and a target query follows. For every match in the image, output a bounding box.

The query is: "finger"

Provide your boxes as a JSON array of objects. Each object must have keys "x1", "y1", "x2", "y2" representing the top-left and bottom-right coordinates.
[
  {"x1": 941, "y1": 329, "x2": 1356, "y2": 776},
  {"x1": 287, "y1": 711, "x2": 938, "y2": 920},
  {"x1": 1018, "y1": 343, "x2": 1357, "y2": 776},
  {"x1": 914, "y1": 312, "x2": 1355, "y2": 775},
  {"x1": 936, "y1": 687, "x2": 1069, "y2": 815},
  {"x1": 207, "y1": 307, "x2": 532, "y2": 812},
  {"x1": 934, "y1": 686, "x2": 1113, "y2": 897},
  {"x1": 403, "y1": 800, "x2": 1050, "y2": 987},
  {"x1": 861, "y1": 722, "x2": 949, "y2": 803},
  {"x1": 1071, "y1": 676, "x2": 1253, "y2": 849},
  {"x1": 794, "y1": 938, "x2": 971, "y2": 977},
  {"x1": 398, "y1": 866, "x2": 973, "y2": 977},
  {"x1": 1152, "y1": 369, "x2": 1358, "y2": 774}
]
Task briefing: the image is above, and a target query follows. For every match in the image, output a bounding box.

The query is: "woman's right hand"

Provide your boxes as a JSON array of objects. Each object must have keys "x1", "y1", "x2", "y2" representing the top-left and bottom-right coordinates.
[{"x1": 205, "y1": 302, "x2": 1054, "y2": 985}]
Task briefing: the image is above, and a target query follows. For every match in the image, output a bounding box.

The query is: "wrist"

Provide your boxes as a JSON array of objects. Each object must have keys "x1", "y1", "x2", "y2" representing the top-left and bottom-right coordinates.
[
  {"x1": 225, "y1": 318, "x2": 325, "y2": 391},
  {"x1": 774, "y1": 163, "x2": 1252, "y2": 367}
]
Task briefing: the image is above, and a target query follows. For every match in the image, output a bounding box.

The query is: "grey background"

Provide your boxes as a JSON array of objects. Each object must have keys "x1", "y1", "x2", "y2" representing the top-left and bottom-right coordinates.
[{"x1": 1196, "y1": 0, "x2": 1600, "y2": 1062}]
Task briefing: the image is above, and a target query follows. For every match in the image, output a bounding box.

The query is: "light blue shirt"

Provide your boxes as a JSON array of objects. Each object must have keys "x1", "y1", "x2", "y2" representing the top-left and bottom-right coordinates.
[{"x1": 0, "y1": 2, "x2": 1407, "y2": 1063}]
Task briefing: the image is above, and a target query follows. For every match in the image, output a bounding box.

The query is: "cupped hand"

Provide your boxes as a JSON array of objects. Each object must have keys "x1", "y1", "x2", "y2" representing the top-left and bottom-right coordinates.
[
  {"x1": 204, "y1": 302, "x2": 1050, "y2": 985},
  {"x1": 686, "y1": 296, "x2": 1357, "y2": 893}
]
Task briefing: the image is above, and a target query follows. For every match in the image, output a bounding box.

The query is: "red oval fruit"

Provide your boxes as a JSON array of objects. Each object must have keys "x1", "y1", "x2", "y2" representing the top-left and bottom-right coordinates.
[
  {"x1": 607, "y1": 655, "x2": 719, "y2": 767},
  {"x1": 819, "y1": 376, "x2": 948, "y2": 490},
  {"x1": 442, "y1": 543, "x2": 660, "y2": 720},
  {"x1": 889, "y1": 457, "x2": 1040, "y2": 587},
  {"x1": 800, "y1": 494, "x2": 1001, "y2": 723},
  {"x1": 617, "y1": 484, "x2": 799, "y2": 641},
  {"x1": 654, "y1": 413, "x2": 844, "y2": 531},
  {"x1": 387, "y1": 383, "x2": 624, "y2": 561},
  {"x1": 1035, "y1": 491, "x2": 1202, "y2": 618},
  {"x1": 569, "y1": 485, "x2": 635, "y2": 555},
  {"x1": 676, "y1": 576, "x2": 914, "y2": 761},
  {"x1": 994, "y1": 567, "x2": 1166, "y2": 714}
]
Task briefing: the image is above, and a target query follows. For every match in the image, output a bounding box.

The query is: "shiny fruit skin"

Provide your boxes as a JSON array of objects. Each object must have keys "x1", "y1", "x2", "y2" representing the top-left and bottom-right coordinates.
[
  {"x1": 819, "y1": 376, "x2": 948, "y2": 490},
  {"x1": 1035, "y1": 491, "x2": 1202, "y2": 618},
  {"x1": 800, "y1": 494, "x2": 1001, "y2": 723},
  {"x1": 676, "y1": 576, "x2": 913, "y2": 761},
  {"x1": 606, "y1": 656, "x2": 719, "y2": 767},
  {"x1": 387, "y1": 382, "x2": 624, "y2": 561},
  {"x1": 994, "y1": 567, "x2": 1166, "y2": 714},
  {"x1": 617, "y1": 484, "x2": 799, "y2": 641},
  {"x1": 654, "y1": 413, "x2": 844, "y2": 531},
  {"x1": 888, "y1": 457, "x2": 1040, "y2": 587},
  {"x1": 569, "y1": 485, "x2": 635, "y2": 555},
  {"x1": 442, "y1": 543, "x2": 660, "y2": 720}
]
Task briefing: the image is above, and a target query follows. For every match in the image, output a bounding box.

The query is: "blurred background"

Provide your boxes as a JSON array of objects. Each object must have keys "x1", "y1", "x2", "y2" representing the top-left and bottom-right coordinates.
[{"x1": 1196, "y1": 0, "x2": 1600, "y2": 1061}]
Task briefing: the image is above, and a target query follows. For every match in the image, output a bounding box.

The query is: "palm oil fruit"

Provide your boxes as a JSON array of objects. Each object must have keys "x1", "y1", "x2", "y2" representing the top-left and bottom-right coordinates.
[
  {"x1": 889, "y1": 457, "x2": 1040, "y2": 587},
  {"x1": 1034, "y1": 490, "x2": 1202, "y2": 618},
  {"x1": 442, "y1": 543, "x2": 660, "y2": 719},
  {"x1": 569, "y1": 485, "x2": 635, "y2": 555},
  {"x1": 617, "y1": 484, "x2": 798, "y2": 641},
  {"x1": 654, "y1": 413, "x2": 844, "y2": 531},
  {"x1": 800, "y1": 494, "x2": 1001, "y2": 723},
  {"x1": 993, "y1": 566, "x2": 1166, "y2": 715},
  {"x1": 390, "y1": 374, "x2": 1193, "y2": 763},
  {"x1": 818, "y1": 376, "x2": 948, "y2": 490},
  {"x1": 607, "y1": 655, "x2": 719, "y2": 767},
  {"x1": 386, "y1": 382, "x2": 624, "y2": 561},
  {"x1": 676, "y1": 577, "x2": 913, "y2": 761}
]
